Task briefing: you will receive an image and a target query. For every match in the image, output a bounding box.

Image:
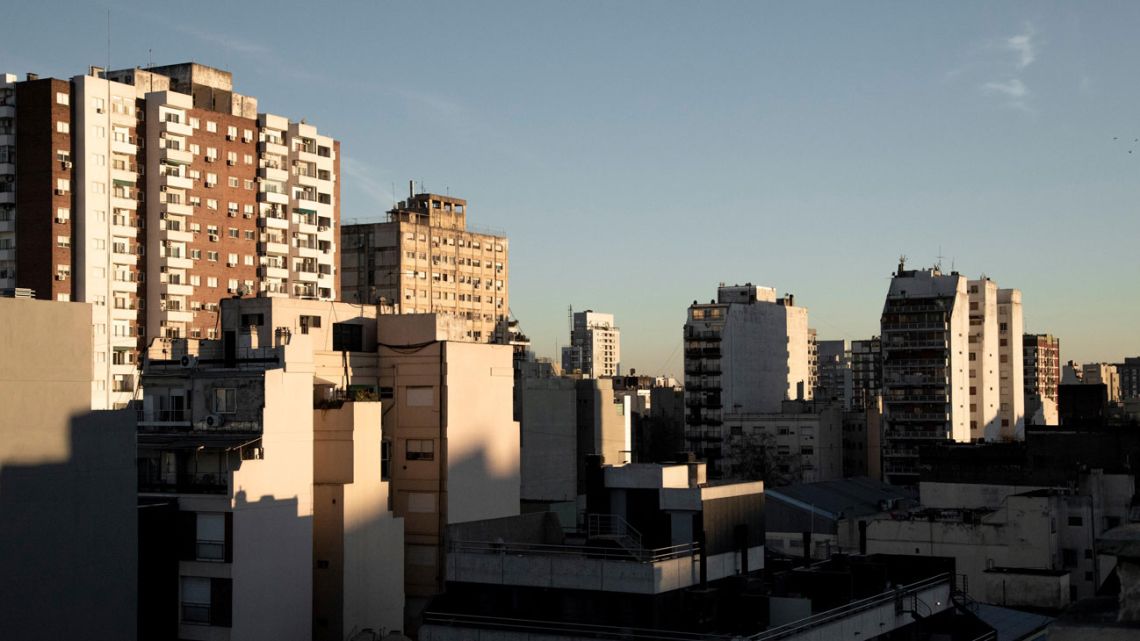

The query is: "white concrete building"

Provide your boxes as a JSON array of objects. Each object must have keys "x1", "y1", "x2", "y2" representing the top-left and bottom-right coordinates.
[
  {"x1": 684, "y1": 283, "x2": 812, "y2": 477},
  {"x1": 562, "y1": 310, "x2": 620, "y2": 378},
  {"x1": 966, "y1": 279, "x2": 1025, "y2": 442},
  {"x1": 137, "y1": 298, "x2": 403, "y2": 641}
]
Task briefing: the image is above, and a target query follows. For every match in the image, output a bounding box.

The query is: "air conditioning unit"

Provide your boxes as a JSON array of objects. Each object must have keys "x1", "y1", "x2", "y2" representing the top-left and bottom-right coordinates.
[
  {"x1": 159, "y1": 266, "x2": 168, "y2": 273},
  {"x1": 226, "y1": 134, "x2": 236, "y2": 141},
  {"x1": 159, "y1": 185, "x2": 167, "y2": 192},
  {"x1": 54, "y1": 188, "x2": 67, "y2": 195},
  {"x1": 61, "y1": 160, "x2": 72, "y2": 169},
  {"x1": 205, "y1": 156, "x2": 216, "y2": 163},
  {"x1": 208, "y1": 234, "x2": 219, "y2": 242},
  {"x1": 204, "y1": 414, "x2": 225, "y2": 428},
  {"x1": 226, "y1": 159, "x2": 236, "y2": 166},
  {"x1": 179, "y1": 354, "x2": 197, "y2": 368},
  {"x1": 95, "y1": 107, "x2": 104, "y2": 114},
  {"x1": 55, "y1": 274, "x2": 67, "y2": 281}
]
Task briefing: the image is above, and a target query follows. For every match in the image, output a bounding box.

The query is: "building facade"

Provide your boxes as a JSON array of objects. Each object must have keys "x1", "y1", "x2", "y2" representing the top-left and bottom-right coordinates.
[
  {"x1": 1119, "y1": 356, "x2": 1140, "y2": 401},
  {"x1": 684, "y1": 283, "x2": 812, "y2": 477},
  {"x1": 722, "y1": 400, "x2": 844, "y2": 485},
  {"x1": 1024, "y1": 334, "x2": 1061, "y2": 426},
  {"x1": 965, "y1": 279, "x2": 1024, "y2": 441},
  {"x1": 850, "y1": 336, "x2": 881, "y2": 412},
  {"x1": 815, "y1": 339, "x2": 852, "y2": 409},
  {"x1": 341, "y1": 191, "x2": 509, "y2": 343},
  {"x1": 1082, "y1": 363, "x2": 1121, "y2": 404},
  {"x1": 561, "y1": 310, "x2": 620, "y2": 377},
  {"x1": 136, "y1": 298, "x2": 403, "y2": 641},
  {"x1": 1, "y1": 63, "x2": 340, "y2": 409},
  {"x1": 880, "y1": 264, "x2": 970, "y2": 485}
]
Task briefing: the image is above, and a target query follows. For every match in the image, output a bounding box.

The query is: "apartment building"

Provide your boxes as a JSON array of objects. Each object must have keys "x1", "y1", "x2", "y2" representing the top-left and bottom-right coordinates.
[
  {"x1": 1119, "y1": 356, "x2": 1140, "y2": 400},
  {"x1": 1082, "y1": 363, "x2": 1121, "y2": 403},
  {"x1": 136, "y1": 298, "x2": 402, "y2": 641},
  {"x1": 341, "y1": 190, "x2": 508, "y2": 343},
  {"x1": 1024, "y1": 333, "x2": 1061, "y2": 425},
  {"x1": 561, "y1": 309, "x2": 621, "y2": 377},
  {"x1": 1, "y1": 63, "x2": 339, "y2": 408},
  {"x1": 966, "y1": 278, "x2": 1025, "y2": 441},
  {"x1": 815, "y1": 339, "x2": 852, "y2": 408},
  {"x1": 375, "y1": 313, "x2": 520, "y2": 627},
  {"x1": 880, "y1": 263, "x2": 970, "y2": 485},
  {"x1": 850, "y1": 336, "x2": 881, "y2": 411},
  {"x1": 684, "y1": 283, "x2": 812, "y2": 477},
  {"x1": 722, "y1": 400, "x2": 844, "y2": 485}
]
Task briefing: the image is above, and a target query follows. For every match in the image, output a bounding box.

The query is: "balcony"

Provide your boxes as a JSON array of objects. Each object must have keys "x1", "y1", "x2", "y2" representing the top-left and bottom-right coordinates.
[
  {"x1": 111, "y1": 139, "x2": 138, "y2": 156},
  {"x1": 294, "y1": 269, "x2": 319, "y2": 283},
  {"x1": 258, "y1": 189, "x2": 289, "y2": 206},
  {"x1": 160, "y1": 226, "x2": 193, "y2": 244},
  {"x1": 0, "y1": 219, "x2": 12, "y2": 234},
  {"x1": 164, "y1": 202, "x2": 193, "y2": 217},
  {"x1": 160, "y1": 118, "x2": 193, "y2": 137},
  {"x1": 160, "y1": 280, "x2": 193, "y2": 296},
  {"x1": 259, "y1": 215, "x2": 289, "y2": 230},
  {"x1": 160, "y1": 173, "x2": 193, "y2": 190},
  {"x1": 258, "y1": 241, "x2": 289, "y2": 255},
  {"x1": 138, "y1": 473, "x2": 228, "y2": 496},
  {"x1": 160, "y1": 146, "x2": 193, "y2": 165},
  {"x1": 259, "y1": 265, "x2": 288, "y2": 279},
  {"x1": 258, "y1": 165, "x2": 288, "y2": 182},
  {"x1": 258, "y1": 140, "x2": 288, "y2": 156},
  {"x1": 161, "y1": 308, "x2": 194, "y2": 323}
]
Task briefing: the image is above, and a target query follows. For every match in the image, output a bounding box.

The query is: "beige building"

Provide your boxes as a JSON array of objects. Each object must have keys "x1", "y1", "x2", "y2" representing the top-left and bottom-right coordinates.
[
  {"x1": 341, "y1": 191, "x2": 509, "y2": 343},
  {"x1": 722, "y1": 400, "x2": 844, "y2": 485},
  {"x1": 0, "y1": 298, "x2": 137, "y2": 641},
  {"x1": 137, "y1": 297, "x2": 403, "y2": 641},
  {"x1": 1082, "y1": 363, "x2": 1121, "y2": 403},
  {"x1": 684, "y1": 283, "x2": 813, "y2": 477},
  {"x1": 376, "y1": 313, "x2": 520, "y2": 626},
  {"x1": 966, "y1": 279, "x2": 1025, "y2": 442},
  {"x1": 561, "y1": 310, "x2": 621, "y2": 377}
]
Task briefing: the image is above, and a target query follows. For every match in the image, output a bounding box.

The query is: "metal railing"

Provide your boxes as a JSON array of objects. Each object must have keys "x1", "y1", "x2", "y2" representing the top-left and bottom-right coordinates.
[
  {"x1": 588, "y1": 514, "x2": 643, "y2": 548},
  {"x1": 746, "y1": 574, "x2": 951, "y2": 640},
  {"x1": 421, "y1": 611, "x2": 733, "y2": 641},
  {"x1": 449, "y1": 539, "x2": 697, "y2": 564}
]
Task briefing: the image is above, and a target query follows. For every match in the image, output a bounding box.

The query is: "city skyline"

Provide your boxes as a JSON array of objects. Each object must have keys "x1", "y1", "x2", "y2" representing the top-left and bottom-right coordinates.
[{"x1": 3, "y1": 2, "x2": 1139, "y2": 374}]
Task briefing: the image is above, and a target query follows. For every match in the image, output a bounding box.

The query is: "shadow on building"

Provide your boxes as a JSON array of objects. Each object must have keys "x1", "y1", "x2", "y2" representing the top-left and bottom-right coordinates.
[{"x1": 0, "y1": 409, "x2": 137, "y2": 641}]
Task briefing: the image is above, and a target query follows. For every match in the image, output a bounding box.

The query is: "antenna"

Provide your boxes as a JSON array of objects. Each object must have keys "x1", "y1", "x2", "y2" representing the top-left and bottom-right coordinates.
[{"x1": 935, "y1": 246, "x2": 945, "y2": 271}]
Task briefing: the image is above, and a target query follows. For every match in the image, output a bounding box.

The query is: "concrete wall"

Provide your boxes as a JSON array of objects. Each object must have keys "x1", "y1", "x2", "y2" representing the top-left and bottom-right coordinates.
[
  {"x1": 445, "y1": 341, "x2": 520, "y2": 524},
  {"x1": 721, "y1": 300, "x2": 811, "y2": 414},
  {"x1": 314, "y1": 401, "x2": 404, "y2": 639},
  {"x1": 520, "y1": 377, "x2": 578, "y2": 502},
  {"x1": 225, "y1": 367, "x2": 315, "y2": 641},
  {"x1": 0, "y1": 299, "x2": 137, "y2": 641}
]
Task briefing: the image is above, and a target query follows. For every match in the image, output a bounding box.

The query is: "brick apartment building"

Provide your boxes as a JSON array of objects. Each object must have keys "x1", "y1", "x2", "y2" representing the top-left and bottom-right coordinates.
[{"x1": 0, "y1": 63, "x2": 339, "y2": 408}]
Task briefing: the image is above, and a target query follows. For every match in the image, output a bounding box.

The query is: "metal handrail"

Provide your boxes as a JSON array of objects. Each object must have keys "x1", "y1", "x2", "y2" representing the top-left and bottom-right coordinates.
[
  {"x1": 449, "y1": 539, "x2": 698, "y2": 564},
  {"x1": 746, "y1": 573, "x2": 952, "y2": 640},
  {"x1": 421, "y1": 611, "x2": 735, "y2": 641},
  {"x1": 588, "y1": 514, "x2": 644, "y2": 550}
]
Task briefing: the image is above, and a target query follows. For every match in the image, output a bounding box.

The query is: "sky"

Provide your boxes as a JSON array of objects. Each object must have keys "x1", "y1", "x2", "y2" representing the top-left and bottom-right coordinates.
[{"x1": 3, "y1": 2, "x2": 1139, "y2": 376}]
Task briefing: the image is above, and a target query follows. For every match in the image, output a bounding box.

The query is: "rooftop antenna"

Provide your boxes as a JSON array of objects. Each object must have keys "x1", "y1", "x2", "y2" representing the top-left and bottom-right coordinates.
[
  {"x1": 935, "y1": 246, "x2": 945, "y2": 272},
  {"x1": 897, "y1": 254, "x2": 907, "y2": 273}
]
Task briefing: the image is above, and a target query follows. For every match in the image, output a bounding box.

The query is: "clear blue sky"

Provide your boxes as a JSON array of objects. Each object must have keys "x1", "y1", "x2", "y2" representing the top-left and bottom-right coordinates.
[{"x1": 4, "y1": 2, "x2": 1139, "y2": 375}]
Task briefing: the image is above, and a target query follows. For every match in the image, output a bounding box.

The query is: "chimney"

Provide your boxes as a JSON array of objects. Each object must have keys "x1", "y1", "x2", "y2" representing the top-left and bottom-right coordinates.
[{"x1": 408, "y1": 180, "x2": 414, "y2": 199}]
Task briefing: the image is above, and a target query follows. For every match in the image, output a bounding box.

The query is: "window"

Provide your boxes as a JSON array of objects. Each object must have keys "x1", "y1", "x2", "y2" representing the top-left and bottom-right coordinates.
[
  {"x1": 56, "y1": 235, "x2": 70, "y2": 248},
  {"x1": 406, "y1": 385, "x2": 433, "y2": 407},
  {"x1": 196, "y1": 513, "x2": 226, "y2": 561},
  {"x1": 190, "y1": 275, "x2": 201, "y2": 286},
  {"x1": 406, "y1": 439, "x2": 434, "y2": 461},
  {"x1": 214, "y1": 388, "x2": 236, "y2": 414},
  {"x1": 227, "y1": 176, "x2": 239, "y2": 188},
  {"x1": 299, "y1": 315, "x2": 321, "y2": 334},
  {"x1": 56, "y1": 121, "x2": 69, "y2": 134},
  {"x1": 207, "y1": 276, "x2": 218, "y2": 288},
  {"x1": 206, "y1": 121, "x2": 217, "y2": 133},
  {"x1": 241, "y1": 313, "x2": 264, "y2": 327},
  {"x1": 180, "y1": 576, "x2": 231, "y2": 627}
]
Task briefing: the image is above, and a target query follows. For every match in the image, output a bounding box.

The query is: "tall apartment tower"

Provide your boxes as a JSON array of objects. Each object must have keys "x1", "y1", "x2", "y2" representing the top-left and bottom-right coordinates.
[
  {"x1": 815, "y1": 339, "x2": 852, "y2": 409},
  {"x1": 850, "y1": 336, "x2": 882, "y2": 411},
  {"x1": 683, "y1": 283, "x2": 812, "y2": 476},
  {"x1": 561, "y1": 310, "x2": 621, "y2": 377},
  {"x1": 1024, "y1": 333, "x2": 1061, "y2": 425},
  {"x1": 965, "y1": 279, "x2": 1025, "y2": 441},
  {"x1": 340, "y1": 190, "x2": 509, "y2": 343},
  {"x1": 880, "y1": 264, "x2": 970, "y2": 485},
  {"x1": 0, "y1": 63, "x2": 340, "y2": 409}
]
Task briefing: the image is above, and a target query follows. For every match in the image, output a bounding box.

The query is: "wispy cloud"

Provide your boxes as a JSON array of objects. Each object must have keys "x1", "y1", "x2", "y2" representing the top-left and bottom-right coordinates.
[
  {"x1": 341, "y1": 156, "x2": 397, "y2": 216},
  {"x1": 1006, "y1": 27, "x2": 1037, "y2": 69},
  {"x1": 964, "y1": 23, "x2": 1040, "y2": 113},
  {"x1": 983, "y1": 79, "x2": 1027, "y2": 99},
  {"x1": 172, "y1": 24, "x2": 273, "y2": 58}
]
